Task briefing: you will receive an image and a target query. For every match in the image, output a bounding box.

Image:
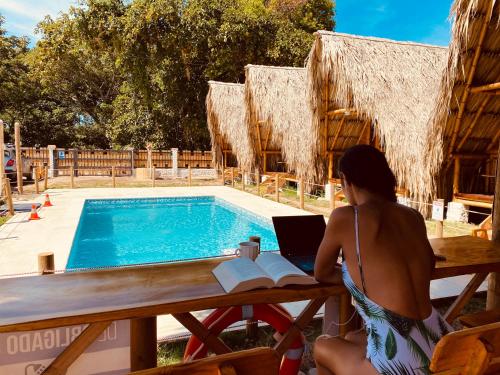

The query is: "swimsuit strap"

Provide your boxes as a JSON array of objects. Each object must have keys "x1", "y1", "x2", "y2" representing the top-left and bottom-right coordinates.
[{"x1": 354, "y1": 206, "x2": 367, "y2": 294}]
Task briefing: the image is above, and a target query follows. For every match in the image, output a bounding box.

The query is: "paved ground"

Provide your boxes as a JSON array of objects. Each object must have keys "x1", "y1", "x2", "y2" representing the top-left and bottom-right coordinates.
[{"x1": 0, "y1": 186, "x2": 486, "y2": 340}]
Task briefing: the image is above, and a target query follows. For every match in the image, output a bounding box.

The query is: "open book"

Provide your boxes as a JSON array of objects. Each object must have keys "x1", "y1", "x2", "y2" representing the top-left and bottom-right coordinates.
[{"x1": 212, "y1": 252, "x2": 317, "y2": 293}]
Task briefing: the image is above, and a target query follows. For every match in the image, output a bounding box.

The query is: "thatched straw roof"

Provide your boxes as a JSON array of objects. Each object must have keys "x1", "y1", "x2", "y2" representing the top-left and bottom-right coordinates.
[
  {"x1": 307, "y1": 31, "x2": 448, "y2": 202},
  {"x1": 428, "y1": 0, "x2": 500, "y2": 177},
  {"x1": 244, "y1": 65, "x2": 319, "y2": 180},
  {"x1": 206, "y1": 81, "x2": 254, "y2": 171}
]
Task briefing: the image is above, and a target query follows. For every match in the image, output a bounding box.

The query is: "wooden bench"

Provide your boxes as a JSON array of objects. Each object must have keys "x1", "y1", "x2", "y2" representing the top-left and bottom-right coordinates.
[
  {"x1": 430, "y1": 321, "x2": 500, "y2": 374},
  {"x1": 129, "y1": 347, "x2": 280, "y2": 375},
  {"x1": 459, "y1": 308, "x2": 500, "y2": 328}
]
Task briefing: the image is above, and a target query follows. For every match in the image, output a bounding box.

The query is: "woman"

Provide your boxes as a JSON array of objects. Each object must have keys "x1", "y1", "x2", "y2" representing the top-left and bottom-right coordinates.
[{"x1": 314, "y1": 145, "x2": 452, "y2": 375}]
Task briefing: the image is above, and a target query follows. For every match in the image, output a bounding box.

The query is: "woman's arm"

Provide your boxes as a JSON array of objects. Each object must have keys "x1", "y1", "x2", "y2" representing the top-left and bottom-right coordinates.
[{"x1": 314, "y1": 208, "x2": 347, "y2": 284}]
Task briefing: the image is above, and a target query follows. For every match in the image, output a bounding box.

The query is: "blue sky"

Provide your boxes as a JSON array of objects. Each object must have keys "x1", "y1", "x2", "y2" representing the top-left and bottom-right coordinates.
[{"x1": 1, "y1": 0, "x2": 453, "y2": 46}]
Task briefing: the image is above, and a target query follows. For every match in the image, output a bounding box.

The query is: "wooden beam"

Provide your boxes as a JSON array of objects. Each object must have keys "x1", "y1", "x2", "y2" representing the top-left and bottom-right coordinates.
[
  {"x1": 444, "y1": 273, "x2": 488, "y2": 323},
  {"x1": 357, "y1": 120, "x2": 370, "y2": 145},
  {"x1": 326, "y1": 108, "x2": 356, "y2": 116},
  {"x1": 486, "y1": 143, "x2": 500, "y2": 309},
  {"x1": 453, "y1": 157, "x2": 461, "y2": 195},
  {"x1": 487, "y1": 128, "x2": 500, "y2": 153},
  {"x1": 330, "y1": 116, "x2": 346, "y2": 152},
  {"x1": 452, "y1": 153, "x2": 489, "y2": 160},
  {"x1": 470, "y1": 82, "x2": 500, "y2": 93},
  {"x1": 456, "y1": 96, "x2": 491, "y2": 152},
  {"x1": 43, "y1": 322, "x2": 111, "y2": 375},
  {"x1": 263, "y1": 122, "x2": 271, "y2": 152},
  {"x1": 447, "y1": 0, "x2": 495, "y2": 157},
  {"x1": 323, "y1": 78, "x2": 329, "y2": 156},
  {"x1": 256, "y1": 121, "x2": 263, "y2": 157}
]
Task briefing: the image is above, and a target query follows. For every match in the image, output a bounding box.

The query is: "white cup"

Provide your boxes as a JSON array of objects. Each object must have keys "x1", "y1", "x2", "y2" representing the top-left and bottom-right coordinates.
[{"x1": 235, "y1": 241, "x2": 260, "y2": 261}]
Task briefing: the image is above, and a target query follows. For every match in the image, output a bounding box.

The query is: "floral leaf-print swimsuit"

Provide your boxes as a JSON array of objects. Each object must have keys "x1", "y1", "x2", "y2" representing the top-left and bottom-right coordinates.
[{"x1": 342, "y1": 206, "x2": 453, "y2": 375}]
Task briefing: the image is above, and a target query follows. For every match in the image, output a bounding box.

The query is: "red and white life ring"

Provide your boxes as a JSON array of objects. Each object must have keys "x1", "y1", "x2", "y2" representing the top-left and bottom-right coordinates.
[{"x1": 183, "y1": 303, "x2": 304, "y2": 375}]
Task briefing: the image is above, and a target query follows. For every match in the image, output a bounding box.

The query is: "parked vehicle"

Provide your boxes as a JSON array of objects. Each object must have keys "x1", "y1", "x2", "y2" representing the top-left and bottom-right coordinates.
[{"x1": 3, "y1": 145, "x2": 33, "y2": 181}]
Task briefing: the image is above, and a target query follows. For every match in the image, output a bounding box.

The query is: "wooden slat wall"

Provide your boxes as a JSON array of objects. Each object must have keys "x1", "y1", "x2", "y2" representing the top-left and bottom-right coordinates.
[{"x1": 19, "y1": 148, "x2": 213, "y2": 176}]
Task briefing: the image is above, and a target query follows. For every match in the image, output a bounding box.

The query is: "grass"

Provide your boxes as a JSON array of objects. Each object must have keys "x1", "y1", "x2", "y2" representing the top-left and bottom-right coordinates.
[{"x1": 0, "y1": 215, "x2": 10, "y2": 226}]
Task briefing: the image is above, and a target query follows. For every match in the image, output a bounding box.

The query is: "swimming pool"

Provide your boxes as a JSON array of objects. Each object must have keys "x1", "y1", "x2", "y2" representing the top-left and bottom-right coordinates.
[{"x1": 67, "y1": 196, "x2": 279, "y2": 269}]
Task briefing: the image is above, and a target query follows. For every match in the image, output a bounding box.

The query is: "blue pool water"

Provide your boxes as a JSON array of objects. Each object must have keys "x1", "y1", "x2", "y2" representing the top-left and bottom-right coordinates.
[{"x1": 67, "y1": 196, "x2": 279, "y2": 269}]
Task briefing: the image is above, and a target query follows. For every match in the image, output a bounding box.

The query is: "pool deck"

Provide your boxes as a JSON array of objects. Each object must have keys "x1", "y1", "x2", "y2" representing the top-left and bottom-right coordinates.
[{"x1": 0, "y1": 186, "x2": 487, "y2": 340}]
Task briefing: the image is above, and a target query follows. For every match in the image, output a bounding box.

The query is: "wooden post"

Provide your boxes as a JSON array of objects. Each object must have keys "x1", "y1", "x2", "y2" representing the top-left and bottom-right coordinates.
[
  {"x1": 275, "y1": 174, "x2": 279, "y2": 202},
  {"x1": 256, "y1": 170, "x2": 260, "y2": 196},
  {"x1": 242, "y1": 170, "x2": 245, "y2": 191},
  {"x1": 263, "y1": 153, "x2": 267, "y2": 174},
  {"x1": 130, "y1": 317, "x2": 157, "y2": 371},
  {"x1": 188, "y1": 165, "x2": 192, "y2": 186},
  {"x1": 453, "y1": 157, "x2": 461, "y2": 195},
  {"x1": 0, "y1": 120, "x2": 4, "y2": 195},
  {"x1": 14, "y1": 122, "x2": 23, "y2": 194},
  {"x1": 112, "y1": 166, "x2": 116, "y2": 188},
  {"x1": 435, "y1": 221, "x2": 444, "y2": 238},
  {"x1": 152, "y1": 166, "x2": 156, "y2": 187},
  {"x1": 221, "y1": 164, "x2": 225, "y2": 186},
  {"x1": 4, "y1": 178, "x2": 14, "y2": 215},
  {"x1": 328, "y1": 153, "x2": 334, "y2": 179},
  {"x1": 35, "y1": 167, "x2": 40, "y2": 194},
  {"x1": 38, "y1": 252, "x2": 55, "y2": 275},
  {"x1": 44, "y1": 165, "x2": 48, "y2": 190},
  {"x1": 231, "y1": 167, "x2": 235, "y2": 187},
  {"x1": 70, "y1": 166, "x2": 75, "y2": 189},
  {"x1": 299, "y1": 178, "x2": 305, "y2": 209},
  {"x1": 487, "y1": 145, "x2": 500, "y2": 309},
  {"x1": 329, "y1": 180, "x2": 336, "y2": 210}
]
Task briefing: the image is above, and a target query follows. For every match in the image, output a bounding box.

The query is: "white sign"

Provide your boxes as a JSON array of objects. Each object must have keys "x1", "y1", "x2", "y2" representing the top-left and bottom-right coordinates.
[
  {"x1": 58, "y1": 151, "x2": 65, "y2": 160},
  {"x1": 0, "y1": 320, "x2": 130, "y2": 375},
  {"x1": 432, "y1": 199, "x2": 445, "y2": 221},
  {"x1": 447, "y1": 201, "x2": 469, "y2": 223}
]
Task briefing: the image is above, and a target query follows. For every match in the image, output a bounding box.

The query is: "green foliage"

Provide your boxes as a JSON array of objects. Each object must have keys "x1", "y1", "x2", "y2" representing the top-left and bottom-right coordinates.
[{"x1": 1, "y1": 0, "x2": 335, "y2": 149}]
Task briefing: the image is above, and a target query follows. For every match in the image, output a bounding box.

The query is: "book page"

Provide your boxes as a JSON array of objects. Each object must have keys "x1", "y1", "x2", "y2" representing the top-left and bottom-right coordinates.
[
  {"x1": 255, "y1": 252, "x2": 316, "y2": 286},
  {"x1": 212, "y1": 257, "x2": 273, "y2": 293}
]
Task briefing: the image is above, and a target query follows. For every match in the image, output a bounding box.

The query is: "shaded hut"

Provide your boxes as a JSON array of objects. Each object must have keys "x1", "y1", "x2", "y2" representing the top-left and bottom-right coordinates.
[
  {"x1": 307, "y1": 31, "x2": 448, "y2": 203},
  {"x1": 244, "y1": 65, "x2": 319, "y2": 181},
  {"x1": 206, "y1": 81, "x2": 254, "y2": 171},
  {"x1": 428, "y1": 0, "x2": 499, "y2": 209}
]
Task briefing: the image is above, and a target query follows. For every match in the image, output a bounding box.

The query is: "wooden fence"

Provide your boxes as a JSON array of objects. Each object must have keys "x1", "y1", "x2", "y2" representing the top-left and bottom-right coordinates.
[{"x1": 20, "y1": 147, "x2": 213, "y2": 176}]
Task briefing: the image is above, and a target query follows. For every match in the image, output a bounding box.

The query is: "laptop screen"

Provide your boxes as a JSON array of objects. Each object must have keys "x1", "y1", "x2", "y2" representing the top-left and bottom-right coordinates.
[{"x1": 271, "y1": 215, "x2": 326, "y2": 257}]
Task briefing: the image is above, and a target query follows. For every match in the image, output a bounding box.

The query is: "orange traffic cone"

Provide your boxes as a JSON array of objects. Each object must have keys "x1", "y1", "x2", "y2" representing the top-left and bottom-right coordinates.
[
  {"x1": 43, "y1": 194, "x2": 53, "y2": 207},
  {"x1": 29, "y1": 204, "x2": 41, "y2": 220}
]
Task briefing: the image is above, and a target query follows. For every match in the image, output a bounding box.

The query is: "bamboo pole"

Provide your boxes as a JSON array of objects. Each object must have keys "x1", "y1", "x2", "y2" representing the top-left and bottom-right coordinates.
[
  {"x1": 329, "y1": 180, "x2": 336, "y2": 210},
  {"x1": 38, "y1": 252, "x2": 55, "y2": 275},
  {"x1": 14, "y1": 122, "x2": 23, "y2": 194},
  {"x1": 70, "y1": 166, "x2": 75, "y2": 189},
  {"x1": 4, "y1": 178, "x2": 14, "y2": 215},
  {"x1": 470, "y1": 81, "x2": 500, "y2": 93},
  {"x1": 35, "y1": 167, "x2": 40, "y2": 194},
  {"x1": 112, "y1": 166, "x2": 116, "y2": 188},
  {"x1": 263, "y1": 153, "x2": 267, "y2": 174},
  {"x1": 44, "y1": 166, "x2": 48, "y2": 190},
  {"x1": 0, "y1": 120, "x2": 4, "y2": 195},
  {"x1": 188, "y1": 165, "x2": 192, "y2": 186},
  {"x1": 453, "y1": 157, "x2": 461, "y2": 195},
  {"x1": 231, "y1": 167, "x2": 235, "y2": 187},
  {"x1": 221, "y1": 164, "x2": 225, "y2": 186},
  {"x1": 275, "y1": 174, "x2": 279, "y2": 202},
  {"x1": 299, "y1": 178, "x2": 305, "y2": 209},
  {"x1": 486, "y1": 144, "x2": 500, "y2": 309},
  {"x1": 256, "y1": 170, "x2": 260, "y2": 196},
  {"x1": 328, "y1": 153, "x2": 334, "y2": 179},
  {"x1": 152, "y1": 166, "x2": 156, "y2": 187}
]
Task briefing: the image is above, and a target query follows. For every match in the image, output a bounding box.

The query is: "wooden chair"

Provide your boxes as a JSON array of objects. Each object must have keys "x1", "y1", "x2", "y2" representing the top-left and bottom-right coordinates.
[
  {"x1": 129, "y1": 347, "x2": 280, "y2": 375},
  {"x1": 430, "y1": 322, "x2": 500, "y2": 374},
  {"x1": 459, "y1": 308, "x2": 500, "y2": 328}
]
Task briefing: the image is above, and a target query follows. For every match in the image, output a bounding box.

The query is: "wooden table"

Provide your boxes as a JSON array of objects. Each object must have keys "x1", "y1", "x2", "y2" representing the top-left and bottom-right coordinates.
[
  {"x1": 0, "y1": 257, "x2": 350, "y2": 374},
  {"x1": 0, "y1": 236, "x2": 498, "y2": 374},
  {"x1": 431, "y1": 236, "x2": 500, "y2": 324}
]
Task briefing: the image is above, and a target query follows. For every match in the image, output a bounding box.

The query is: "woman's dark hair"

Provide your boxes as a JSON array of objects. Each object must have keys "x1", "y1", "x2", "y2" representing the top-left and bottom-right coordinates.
[{"x1": 339, "y1": 145, "x2": 397, "y2": 202}]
